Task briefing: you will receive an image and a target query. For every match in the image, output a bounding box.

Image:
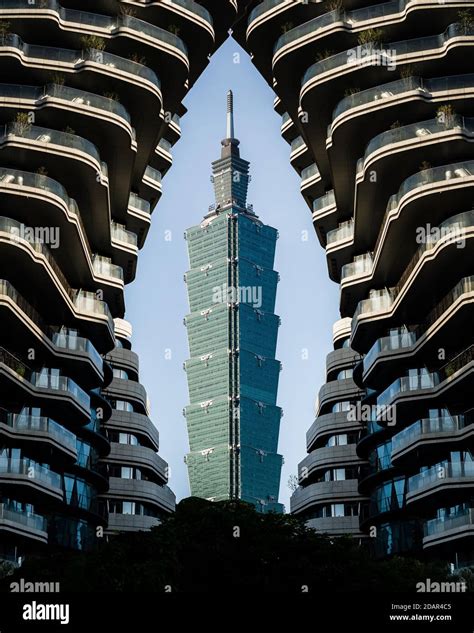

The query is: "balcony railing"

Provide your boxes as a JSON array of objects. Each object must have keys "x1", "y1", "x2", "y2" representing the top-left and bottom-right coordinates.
[
  {"x1": 0, "y1": 411, "x2": 76, "y2": 451},
  {"x1": 75, "y1": 290, "x2": 114, "y2": 330},
  {"x1": 290, "y1": 135, "x2": 306, "y2": 155},
  {"x1": 248, "y1": 0, "x2": 289, "y2": 30},
  {"x1": 301, "y1": 163, "x2": 320, "y2": 183},
  {"x1": 357, "y1": 116, "x2": 474, "y2": 175},
  {"x1": 0, "y1": 33, "x2": 160, "y2": 90},
  {"x1": 303, "y1": 23, "x2": 474, "y2": 88},
  {"x1": 0, "y1": 278, "x2": 103, "y2": 372},
  {"x1": 111, "y1": 222, "x2": 138, "y2": 247},
  {"x1": 0, "y1": 502, "x2": 47, "y2": 533},
  {"x1": 92, "y1": 255, "x2": 124, "y2": 281},
  {"x1": 341, "y1": 252, "x2": 373, "y2": 281},
  {"x1": 143, "y1": 166, "x2": 162, "y2": 188},
  {"x1": 3, "y1": 122, "x2": 107, "y2": 175},
  {"x1": 128, "y1": 193, "x2": 151, "y2": 216},
  {"x1": 408, "y1": 462, "x2": 474, "y2": 494},
  {"x1": 352, "y1": 288, "x2": 394, "y2": 322},
  {"x1": 0, "y1": 457, "x2": 62, "y2": 491},
  {"x1": 332, "y1": 74, "x2": 474, "y2": 127},
  {"x1": 363, "y1": 330, "x2": 417, "y2": 374},
  {"x1": 0, "y1": 0, "x2": 188, "y2": 55},
  {"x1": 377, "y1": 345, "x2": 474, "y2": 410},
  {"x1": 326, "y1": 219, "x2": 353, "y2": 246},
  {"x1": 392, "y1": 414, "x2": 472, "y2": 454},
  {"x1": 424, "y1": 508, "x2": 474, "y2": 537},
  {"x1": 313, "y1": 189, "x2": 336, "y2": 215}
]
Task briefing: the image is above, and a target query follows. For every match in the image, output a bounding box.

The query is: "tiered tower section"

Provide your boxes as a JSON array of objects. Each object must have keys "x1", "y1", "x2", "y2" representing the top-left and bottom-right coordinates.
[{"x1": 184, "y1": 92, "x2": 284, "y2": 513}]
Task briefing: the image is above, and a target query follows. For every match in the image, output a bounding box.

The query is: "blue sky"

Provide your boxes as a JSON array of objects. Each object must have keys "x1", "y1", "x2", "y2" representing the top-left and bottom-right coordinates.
[{"x1": 126, "y1": 38, "x2": 340, "y2": 510}]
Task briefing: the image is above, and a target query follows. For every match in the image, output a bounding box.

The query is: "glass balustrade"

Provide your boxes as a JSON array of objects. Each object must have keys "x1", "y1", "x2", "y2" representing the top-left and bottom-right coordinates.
[
  {"x1": 313, "y1": 190, "x2": 336, "y2": 215},
  {"x1": 303, "y1": 24, "x2": 474, "y2": 88},
  {"x1": 0, "y1": 457, "x2": 62, "y2": 490},
  {"x1": 0, "y1": 502, "x2": 47, "y2": 532},
  {"x1": 392, "y1": 415, "x2": 471, "y2": 453},
  {"x1": 408, "y1": 462, "x2": 474, "y2": 493},
  {"x1": 326, "y1": 219, "x2": 353, "y2": 245},
  {"x1": 111, "y1": 222, "x2": 138, "y2": 247}
]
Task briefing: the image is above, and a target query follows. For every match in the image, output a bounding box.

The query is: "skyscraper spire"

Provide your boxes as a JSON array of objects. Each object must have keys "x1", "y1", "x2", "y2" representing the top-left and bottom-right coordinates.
[
  {"x1": 226, "y1": 89, "x2": 235, "y2": 140},
  {"x1": 210, "y1": 90, "x2": 251, "y2": 212}
]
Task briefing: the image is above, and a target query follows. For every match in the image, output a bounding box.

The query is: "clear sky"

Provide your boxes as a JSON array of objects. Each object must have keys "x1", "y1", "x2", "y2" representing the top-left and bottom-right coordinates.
[{"x1": 125, "y1": 37, "x2": 340, "y2": 510}]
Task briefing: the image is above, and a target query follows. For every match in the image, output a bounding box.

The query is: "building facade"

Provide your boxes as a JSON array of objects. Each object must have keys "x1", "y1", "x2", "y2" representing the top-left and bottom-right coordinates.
[
  {"x1": 0, "y1": 1, "x2": 256, "y2": 563},
  {"x1": 233, "y1": 1, "x2": 474, "y2": 566},
  {"x1": 184, "y1": 92, "x2": 284, "y2": 513}
]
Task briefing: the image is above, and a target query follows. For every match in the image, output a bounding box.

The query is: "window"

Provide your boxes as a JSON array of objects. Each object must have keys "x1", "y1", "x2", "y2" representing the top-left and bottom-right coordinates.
[
  {"x1": 113, "y1": 369, "x2": 129, "y2": 380},
  {"x1": 332, "y1": 401, "x2": 352, "y2": 413},
  {"x1": 337, "y1": 369, "x2": 353, "y2": 380},
  {"x1": 331, "y1": 504, "x2": 345, "y2": 517},
  {"x1": 114, "y1": 400, "x2": 133, "y2": 413},
  {"x1": 122, "y1": 502, "x2": 135, "y2": 515},
  {"x1": 118, "y1": 433, "x2": 139, "y2": 446}
]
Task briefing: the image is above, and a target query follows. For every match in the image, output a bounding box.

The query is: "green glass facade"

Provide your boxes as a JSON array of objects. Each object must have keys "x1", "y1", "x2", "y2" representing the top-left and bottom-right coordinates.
[{"x1": 183, "y1": 92, "x2": 283, "y2": 513}]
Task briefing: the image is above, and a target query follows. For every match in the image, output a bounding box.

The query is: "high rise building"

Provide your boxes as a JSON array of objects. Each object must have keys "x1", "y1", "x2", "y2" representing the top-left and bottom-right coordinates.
[
  {"x1": 233, "y1": 2, "x2": 474, "y2": 566},
  {"x1": 183, "y1": 91, "x2": 284, "y2": 513},
  {"x1": 0, "y1": 1, "x2": 255, "y2": 564}
]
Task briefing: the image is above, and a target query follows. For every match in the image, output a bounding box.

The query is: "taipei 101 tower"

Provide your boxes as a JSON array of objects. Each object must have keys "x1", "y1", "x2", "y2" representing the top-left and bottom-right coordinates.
[{"x1": 183, "y1": 91, "x2": 284, "y2": 513}]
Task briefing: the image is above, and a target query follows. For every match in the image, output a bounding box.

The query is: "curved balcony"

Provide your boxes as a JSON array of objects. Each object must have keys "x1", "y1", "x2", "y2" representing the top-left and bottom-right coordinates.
[
  {"x1": 423, "y1": 508, "x2": 474, "y2": 549},
  {"x1": 392, "y1": 414, "x2": 474, "y2": 464},
  {"x1": 127, "y1": 193, "x2": 151, "y2": 248},
  {"x1": 106, "y1": 443, "x2": 168, "y2": 484},
  {"x1": 291, "y1": 479, "x2": 364, "y2": 514},
  {"x1": 300, "y1": 22, "x2": 474, "y2": 194},
  {"x1": 103, "y1": 410, "x2": 159, "y2": 452},
  {"x1": 290, "y1": 135, "x2": 311, "y2": 171},
  {"x1": 0, "y1": 411, "x2": 77, "y2": 461},
  {"x1": 106, "y1": 512, "x2": 160, "y2": 533},
  {"x1": 362, "y1": 275, "x2": 474, "y2": 384},
  {"x1": 140, "y1": 165, "x2": 162, "y2": 206},
  {"x1": 0, "y1": 278, "x2": 104, "y2": 386},
  {"x1": 0, "y1": 457, "x2": 63, "y2": 502},
  {"x1": 317, "y1": 377, "x2": 363, "y2": 415},
  {"x1": 302, "y1": 23, "x2": 474, "y2": 98},
  {"x1": 300, "y1": 162, "x2": 323, "y2": 204},
  {"x1": 0, "y1": 502, "x2": 48, "y2": 543},
  {"x1": 352, "y1": 209, "x2": 474, "y2": 352},
  {"x1": 407, "y1": 462, "x2": 474, "y2": 508},
  {"x1": 103, "y1": 377, "x2": 148, "y2": 415},
  {"x1": 326, "y1": 346, "x2": 361, "y2": 379},
  {"x1": 105, "y1": 346, "x2": 139, "y2": 380},
  {"x1": 307, "y1": 514, "x2": 364, "y2": 536},
  {"x1": 298, "y1": 444, "x2": 360, "y2": 483},
  {"x1": 343, "y1": 207, "x2": 474, "y2": 317},
  {"x1": 106, "y1": 476, "x2": 175, "y2": 513},
  {"x1": 0, "y1": 346, "x2": 91, "y2": 423},
  {"x1": 306, "y1": 410, "x2": 362, "y2": 453},
  {"x1": 0, "y1": 213, "x2": 115, "y2": 345},
  {"x1": 373, "y1": 346, "x2": 474, "y2": 423},
  {"x1": 0, "y1": 173, "x2": 124, "y2": 314},
  {"x1": 0, "y1": 32, "x2": 162, "y2": 95}
]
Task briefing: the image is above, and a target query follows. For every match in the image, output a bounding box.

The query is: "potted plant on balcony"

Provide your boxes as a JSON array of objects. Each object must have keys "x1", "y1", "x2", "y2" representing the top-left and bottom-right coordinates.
[
  {"x1": 436, "y1": 104, "x2": 456, "y2": 127},
  {"x1": 13, "y1": 112, "x2": 32, "y2": 137},
  {"x1": 458, "y1": 9, "x2": 474, "y2": 34},
  {"x1": 357, "y1": 28, "x2": 384, "y2": 49}
]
